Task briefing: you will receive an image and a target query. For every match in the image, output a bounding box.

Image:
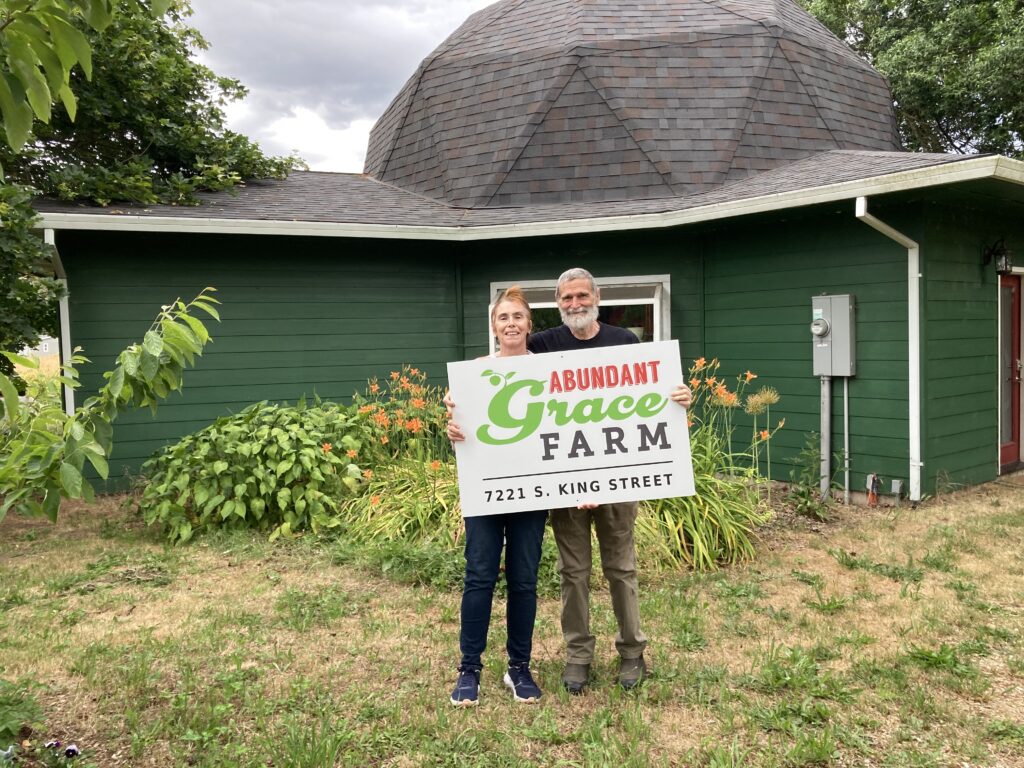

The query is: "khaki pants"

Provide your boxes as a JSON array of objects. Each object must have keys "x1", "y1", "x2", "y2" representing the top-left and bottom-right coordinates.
[{"x1": 550, "y1": 501, "x2": 647, "y2": 663}]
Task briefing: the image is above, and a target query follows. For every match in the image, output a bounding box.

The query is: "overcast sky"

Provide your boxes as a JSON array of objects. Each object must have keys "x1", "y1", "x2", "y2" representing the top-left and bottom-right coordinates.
[{"x1": 188, "y1": 1, "x2": 495, "y2": 173}]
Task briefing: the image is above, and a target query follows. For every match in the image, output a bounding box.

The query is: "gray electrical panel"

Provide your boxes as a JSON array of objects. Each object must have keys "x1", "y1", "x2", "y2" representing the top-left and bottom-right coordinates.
[{"x1": 811, "y1": 295, "x2": 856, "y2": 376}]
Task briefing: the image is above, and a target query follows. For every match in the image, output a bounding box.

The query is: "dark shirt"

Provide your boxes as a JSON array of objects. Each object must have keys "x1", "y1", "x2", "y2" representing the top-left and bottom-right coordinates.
[{"x1": 528, "y1": 323, "x2": 639, "y2": 353}]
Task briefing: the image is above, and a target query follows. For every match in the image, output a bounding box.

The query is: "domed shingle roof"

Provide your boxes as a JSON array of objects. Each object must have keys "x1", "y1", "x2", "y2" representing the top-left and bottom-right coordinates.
[{"x1": 365, "y1": 0, "x2": 900, "y2": 208}]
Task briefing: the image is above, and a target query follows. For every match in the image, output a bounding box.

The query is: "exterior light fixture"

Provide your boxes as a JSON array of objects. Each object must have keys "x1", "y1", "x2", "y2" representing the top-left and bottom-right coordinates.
[{"x1": 983, "y1": 239, "x2": 1014, "y2": 274}]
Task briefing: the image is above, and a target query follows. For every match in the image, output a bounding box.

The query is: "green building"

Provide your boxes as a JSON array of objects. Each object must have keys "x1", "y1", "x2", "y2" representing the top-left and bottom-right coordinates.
[{"x1": 36, "y1": 0, "x2": 1024, "y2": 501}]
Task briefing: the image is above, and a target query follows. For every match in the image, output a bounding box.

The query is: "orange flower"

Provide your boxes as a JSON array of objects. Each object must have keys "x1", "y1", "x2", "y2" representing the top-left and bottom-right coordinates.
[
  {"x1": 723, "y1": 391, "x2": 738, "y2": 406},
  {"x1": 411, "y1": 398, "x2": 426, "y2": 409},
  {"x1": 395, "y1": 409, "x2": 405, "y2": 419},
  {"x1": 760, "y1": 430, "x2": 770, "y2": 441},
  {"x1": 405, "y1": 417, "x2": 423, "y2": 433},
  {"x1": 693, "y1": 357, "x2": 706, "y2": 371},
  {"x1": 390, "y1": 371, "x2": 400, "y2": 380},
  {"x1": 373, "y1": 411, "x2": 390, "y2": 427},
  {"x1": 706, "y1": 376, "x2": 717, "y2": 388},
  {"x1": 346, "y1": 449, "x2": 357, "y2": 458},
  {"x1": 370, "y1": 383, "x2": 380, "y2": 393},
  {"x1": 363, "y1": 469, "x2": 374, "y2": 479},
  {"x1": 687, "y1": 418, "x2": 695, "y2": 428},
  {"x1": 370, "y1": 495, "x2": 381, "y2": 506},
  {"x1": 380, "y1": 435, "x2": 389, "y2": 445},
  {"x1": 321, "y1": 442, "x2": 332, "y2": 453},
  {"x1": 358, "y1": 405, "x2": 374, "y2": 414},
  {"x1": 409, "y1": 367, "x2": 420, "y2": 376},
  {"x1": 689, "y1": 377, "x2": 701, "y2": 391},
  {"x1": 714, "y1": 383, "x2": 728, "y2": 398},
  {"x1": 411, "y1": 385, "x2": 424, "y2": 395},
  {"x1": 745, "y1": 370, "x2": 757, "y2": 383},
  {"x1": 430, "y1": 460, "x2": 441, "y2": 471}
]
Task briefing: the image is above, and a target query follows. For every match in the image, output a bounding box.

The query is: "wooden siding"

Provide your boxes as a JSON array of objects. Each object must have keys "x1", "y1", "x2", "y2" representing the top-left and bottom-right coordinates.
[
  {"x1": 56, "y1": 195, "x2": 1021, "y2": 497},
  {"x1": 60, "y1": 231, "x2": 460, "y2": 486},
  {"x1": 920, "y1": 203, "x2": 1024, "y2": 493},
  {"x1": 701, "y1": 206, "x2": 915, "y2": 488}
]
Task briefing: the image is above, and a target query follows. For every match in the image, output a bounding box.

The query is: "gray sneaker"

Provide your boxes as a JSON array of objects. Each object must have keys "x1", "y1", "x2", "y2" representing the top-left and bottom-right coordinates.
[
  {"x1": 562, "y1": 662, "x2": 590, "y2": 695},
  {"x1": 619, "y1": 655, "x2": 647, "y2": 690}
]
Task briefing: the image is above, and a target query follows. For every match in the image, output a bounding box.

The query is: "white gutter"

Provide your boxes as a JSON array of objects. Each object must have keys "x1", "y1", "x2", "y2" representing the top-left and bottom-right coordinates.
[
  {"x1": 36, "y1": 155, "x2": 1024, "y2": 242},
  {"x1": 44, "y1": 229, "x2": 75, "y2": 415},
  {"x1": 855, "y1": 198, "x2": 922, "y2": 501}
]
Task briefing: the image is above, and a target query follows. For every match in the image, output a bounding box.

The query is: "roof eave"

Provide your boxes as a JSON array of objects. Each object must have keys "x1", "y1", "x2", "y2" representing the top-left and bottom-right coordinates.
[{"x1": 37, "y1": 155, "x2": 1024, "y2": 242}]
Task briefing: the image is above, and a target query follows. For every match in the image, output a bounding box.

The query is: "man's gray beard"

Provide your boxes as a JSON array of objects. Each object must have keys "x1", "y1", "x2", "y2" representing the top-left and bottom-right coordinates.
[{"x1": 560, "y1": 305, "x2": 599, "y2": 333}]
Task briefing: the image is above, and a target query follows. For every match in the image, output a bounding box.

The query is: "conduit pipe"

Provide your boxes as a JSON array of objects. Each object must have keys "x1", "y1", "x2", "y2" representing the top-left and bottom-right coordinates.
[{"x1": 854, "y1": 198, "x2": 922, "y2": 501}]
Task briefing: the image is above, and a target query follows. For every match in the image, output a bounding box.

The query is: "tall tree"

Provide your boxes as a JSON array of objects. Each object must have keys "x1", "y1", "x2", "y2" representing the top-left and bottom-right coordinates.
[
  {"x1": 802, "y1": 0, "x2": 1024, "y2": 157},
  {"x1": 2, "y1": 1, "x2": 300, "y2": 203},
  {"x1": 0, "y1": 1, "x2": 299, "y2": 377}
]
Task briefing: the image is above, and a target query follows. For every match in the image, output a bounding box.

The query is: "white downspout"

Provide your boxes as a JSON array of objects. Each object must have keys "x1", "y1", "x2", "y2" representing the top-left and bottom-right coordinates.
[
  {"x1": 44, "y1": 229, "x2": 74, "y2": 416},
  {"x1": 854, "y1": 198, "x2": 922, "y2": 501}
]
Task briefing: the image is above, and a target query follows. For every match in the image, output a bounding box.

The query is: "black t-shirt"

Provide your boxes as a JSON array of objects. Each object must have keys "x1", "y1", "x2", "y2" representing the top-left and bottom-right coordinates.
[{"x1": 527, "y1": 323, "x2": 639, "y2": 353}]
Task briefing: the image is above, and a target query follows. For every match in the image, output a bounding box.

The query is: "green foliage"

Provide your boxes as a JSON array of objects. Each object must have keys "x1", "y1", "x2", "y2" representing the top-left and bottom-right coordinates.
[
  {"x1": 635, "y1": 358, "x2": 773, "y2": 571},
  {"x1": 350, "y1": 365, "x2": 452, "y2": 465},
  {"x1": 1, "y1": 0, "x2": 301, "y2": 205},
  {"x1": 0, "y1": 183, "x2": 64, "y2": 383},
  {"x1": 0, "y1": 0, "x2": 175, "y2": 153},
  {"x1": 801, "y1": 0, "x2": 1024, "y2": 158},
  {"x1": 138, "y1": 399, "x2": 369, "y2": 543},
  {"x1": 342, "y1": 458, "x2": 461, "y2": 546},
  {"x1": 788, "y1": 432, "x2": 833, "y2": 521},
  {"x1": 0, "y1": 288, "x2": 217, "y2": 524},
  {"x1": 0, "y1": 678, "x2": 41, "y2": 744},
  {"x1": 828, "y1": 549, "x2": 925, "y2": 585}
]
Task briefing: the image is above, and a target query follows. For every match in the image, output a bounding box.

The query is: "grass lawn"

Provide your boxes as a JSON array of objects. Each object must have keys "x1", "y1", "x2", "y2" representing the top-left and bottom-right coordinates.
[{"x1": 1, "y1": 477, "x2": 1023, "y2": 767}]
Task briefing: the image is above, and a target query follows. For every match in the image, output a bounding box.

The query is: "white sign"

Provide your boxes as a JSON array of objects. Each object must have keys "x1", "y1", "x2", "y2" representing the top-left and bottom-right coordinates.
[{"x1": 447, "y1": 340, "x2": 695, "y2": 517}]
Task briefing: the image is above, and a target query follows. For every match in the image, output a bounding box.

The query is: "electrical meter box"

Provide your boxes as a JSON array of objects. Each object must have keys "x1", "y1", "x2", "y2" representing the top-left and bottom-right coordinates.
[{"x1": 811, "y1": 295, "x2": 856, "y2": 376}]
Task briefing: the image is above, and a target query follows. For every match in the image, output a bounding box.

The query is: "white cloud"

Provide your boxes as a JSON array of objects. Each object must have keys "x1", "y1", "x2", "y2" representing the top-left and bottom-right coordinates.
[
  {"x1": 190, "y1": 0, "x2": 496, "y2": 172},
  {"x1": 263, "y1": 108, "x2": 376, "y2": 173}
]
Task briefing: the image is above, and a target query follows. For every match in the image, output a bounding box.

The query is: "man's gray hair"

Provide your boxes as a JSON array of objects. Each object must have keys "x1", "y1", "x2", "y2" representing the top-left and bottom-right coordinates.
[{"x1": 556, "y1": 267, "x2": 597, "y2": 297}]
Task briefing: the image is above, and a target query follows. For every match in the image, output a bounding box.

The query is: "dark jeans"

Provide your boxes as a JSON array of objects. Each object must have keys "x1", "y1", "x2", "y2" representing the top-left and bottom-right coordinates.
[{"x1": 459, "y1": 510, "x2": 547, "y2": 670}]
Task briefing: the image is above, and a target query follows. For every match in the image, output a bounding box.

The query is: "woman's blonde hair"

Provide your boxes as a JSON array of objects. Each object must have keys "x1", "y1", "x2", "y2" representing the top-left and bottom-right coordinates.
[{"x1": 490, "y1": 285, "x2": 532, "y2": 329}]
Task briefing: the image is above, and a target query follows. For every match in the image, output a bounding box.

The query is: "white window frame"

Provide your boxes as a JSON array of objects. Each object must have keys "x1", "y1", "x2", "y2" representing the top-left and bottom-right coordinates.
[{"x1": 487, "y1": 274, "x2": 671, "y2": 354}]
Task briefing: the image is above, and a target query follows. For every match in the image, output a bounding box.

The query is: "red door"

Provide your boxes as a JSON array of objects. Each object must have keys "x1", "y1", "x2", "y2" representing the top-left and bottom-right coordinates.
[{"x1": 1001, "y1": 275, "x2": 1021, "y2": 469}]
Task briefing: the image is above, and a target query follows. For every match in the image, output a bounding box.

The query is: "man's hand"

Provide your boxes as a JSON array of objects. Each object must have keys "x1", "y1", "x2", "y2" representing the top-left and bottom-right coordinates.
[{"x1": 671, "y1": 382, "x2": 692, "y2": 409}]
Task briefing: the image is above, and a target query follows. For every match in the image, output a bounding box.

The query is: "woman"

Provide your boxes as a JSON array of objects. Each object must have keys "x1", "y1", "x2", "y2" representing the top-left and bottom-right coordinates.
[{"x1": 448, "y1": 286, "x2": 547, "y2": 707}]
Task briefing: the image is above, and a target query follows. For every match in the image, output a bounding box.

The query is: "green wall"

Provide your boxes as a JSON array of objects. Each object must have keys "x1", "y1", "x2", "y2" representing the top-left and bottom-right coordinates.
[
  {"x1": 920, "y1": 201, "x2": 1023, "y2": 493},
  {"x1": 60, "y1": 231, "x2": 460, "y2": 484},
  {"x1": 699, "y1": 204, "x2": 918, "y2": 490},
  {"x1": 57, "y1": 194, "x2": 1018, "y2": 496}
]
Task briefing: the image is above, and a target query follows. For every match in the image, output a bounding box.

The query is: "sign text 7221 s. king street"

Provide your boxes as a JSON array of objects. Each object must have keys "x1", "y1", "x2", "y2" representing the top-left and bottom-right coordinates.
[{"x1": 447, "y1": 341, "x2": 695, "y2": 517}]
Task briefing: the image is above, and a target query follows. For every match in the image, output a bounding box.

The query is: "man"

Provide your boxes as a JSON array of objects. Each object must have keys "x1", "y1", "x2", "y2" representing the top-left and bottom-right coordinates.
[
  {"x1": 527, "y1": 267, "x2": 690, "y2": 693},
  {"x1": 448, "y1": 267, "x2": 692, "y2": 694}
]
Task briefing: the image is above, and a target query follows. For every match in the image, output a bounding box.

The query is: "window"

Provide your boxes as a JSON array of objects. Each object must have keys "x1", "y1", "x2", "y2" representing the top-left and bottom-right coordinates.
[{"x1": 487, "y1": 274, "x2": 671, "y2": 353}]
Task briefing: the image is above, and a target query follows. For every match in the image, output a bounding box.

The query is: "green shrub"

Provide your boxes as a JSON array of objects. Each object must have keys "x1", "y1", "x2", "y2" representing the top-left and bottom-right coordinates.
[
  {"x1": 350, "y1": 364, "x2": 452, "y2": 464},
  {"x1": 342, "y1": 457, "x2": 461, "y2": 545},
  {"x1": 635, "y1": 357, "x2": 774, "y2": 570},
  {"x1": 0, "y1": 290, "x2": 218, "y2": 524},
  {"x1": 138, "y1": 400, "x2": 368, "y2": 543}
]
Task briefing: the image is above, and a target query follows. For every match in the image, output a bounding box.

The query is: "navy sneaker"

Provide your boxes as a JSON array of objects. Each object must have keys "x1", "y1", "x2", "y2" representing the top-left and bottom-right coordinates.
[
  {"x1": 503, "y1": 662, "x2": 542, "y2": 703},
  {"x1": 450, "y1": 666, "x2": 480, "y2": 707}
]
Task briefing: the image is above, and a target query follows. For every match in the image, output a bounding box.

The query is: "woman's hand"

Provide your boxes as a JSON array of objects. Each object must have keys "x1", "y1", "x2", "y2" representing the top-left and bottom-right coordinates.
[{"x1": 444, "y1": 390, "x2": 466, "y2": 442}]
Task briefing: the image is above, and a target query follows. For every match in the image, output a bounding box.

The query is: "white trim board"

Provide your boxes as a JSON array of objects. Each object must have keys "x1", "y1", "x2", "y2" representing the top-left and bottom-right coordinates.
[{"x1": 37, "y1": 156, "x2": 1024, "y2": 243}]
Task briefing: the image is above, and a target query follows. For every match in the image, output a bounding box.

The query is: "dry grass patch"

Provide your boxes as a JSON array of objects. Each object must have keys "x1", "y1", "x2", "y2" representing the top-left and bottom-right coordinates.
[{"x1": 0, "y1": 477, "x2": 1022, "y2": 766}]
